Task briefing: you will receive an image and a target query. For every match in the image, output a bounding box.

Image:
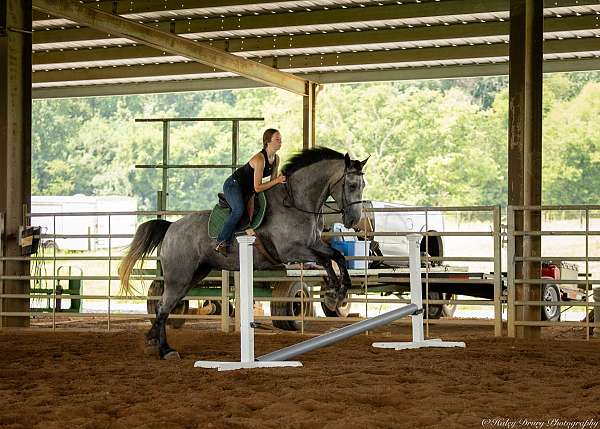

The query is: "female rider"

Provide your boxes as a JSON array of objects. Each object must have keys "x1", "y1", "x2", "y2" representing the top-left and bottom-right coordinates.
[{"x1": 215, "y1": 128, "x2": 286, "y2": 255}]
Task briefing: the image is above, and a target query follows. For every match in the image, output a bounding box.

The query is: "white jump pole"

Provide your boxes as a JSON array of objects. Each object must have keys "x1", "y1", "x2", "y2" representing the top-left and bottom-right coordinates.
[
  {"x1": 372, "y1": 233, "x2": 465, "y2": 350},
  {"x1": 194, "y1": 236, "x2": 302, "y2": 371}
]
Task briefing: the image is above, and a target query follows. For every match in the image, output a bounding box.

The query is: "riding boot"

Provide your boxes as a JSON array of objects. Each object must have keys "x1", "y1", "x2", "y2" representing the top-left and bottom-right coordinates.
[{"x1": 214, "y1": 242, "x2": 228, "y2": 256}]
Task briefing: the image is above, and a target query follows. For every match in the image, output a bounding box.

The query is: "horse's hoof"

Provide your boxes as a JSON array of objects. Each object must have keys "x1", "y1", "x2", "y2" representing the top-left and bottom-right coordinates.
[
  {"x1": 162, "y1": 350, "x2": 181, "y2": 360},
  {"x1": 336, "y1": 293, "x2": 348, "y2": 309},
  {"x1": 324, "y1": 292, "x2": 338, "y2": 312}
]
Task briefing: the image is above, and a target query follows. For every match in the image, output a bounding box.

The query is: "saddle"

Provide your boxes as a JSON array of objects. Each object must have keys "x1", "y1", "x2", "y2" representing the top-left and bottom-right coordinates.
[
  {"x1": 208, "y1": 191, "x2": 268, "y2": 239},
  {"x1": 217, "y1": 193, "x2": 230, "y2": 209}
]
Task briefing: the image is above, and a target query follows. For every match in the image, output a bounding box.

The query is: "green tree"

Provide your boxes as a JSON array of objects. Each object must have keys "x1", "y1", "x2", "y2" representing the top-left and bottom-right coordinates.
[
  {"x1": 543, "y1": 82, "x2": 600, "y2": 204},
  {"x1": 31, "y1": 72, "x2": 600, "y2": 211}
]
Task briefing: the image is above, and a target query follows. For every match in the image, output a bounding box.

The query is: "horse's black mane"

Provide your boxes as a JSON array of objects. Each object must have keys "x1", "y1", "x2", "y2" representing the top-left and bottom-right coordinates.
[{"x1": 282, "y1": 147, "x2": 345, "y2": 176}]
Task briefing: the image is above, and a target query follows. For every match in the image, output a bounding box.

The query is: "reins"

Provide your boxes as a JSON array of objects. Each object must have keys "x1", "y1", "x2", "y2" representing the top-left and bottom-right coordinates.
[{"x1": 283, "y1": 169, "x2": 365, "y2": 216}]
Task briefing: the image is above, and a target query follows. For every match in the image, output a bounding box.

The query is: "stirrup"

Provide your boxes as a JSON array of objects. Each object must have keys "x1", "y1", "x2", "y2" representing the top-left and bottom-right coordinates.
[{"x1": 214, "y1": 242, "x2": 228, "y2": 256}]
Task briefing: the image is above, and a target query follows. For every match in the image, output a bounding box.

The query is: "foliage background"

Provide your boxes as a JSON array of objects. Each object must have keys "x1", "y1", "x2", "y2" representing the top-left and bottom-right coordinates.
[{"x1": 32, "y1": 72, "x2": 600, "y2": 210}]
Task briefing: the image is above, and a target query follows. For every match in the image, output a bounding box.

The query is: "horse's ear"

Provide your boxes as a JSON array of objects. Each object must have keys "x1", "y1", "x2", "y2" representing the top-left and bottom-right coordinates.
[
  {"x1": 344, "y1": 153, "x2": 351, "y2": 168},
  {"x1": 360, "y1": 155, "x2": 371, "y2": 169}
]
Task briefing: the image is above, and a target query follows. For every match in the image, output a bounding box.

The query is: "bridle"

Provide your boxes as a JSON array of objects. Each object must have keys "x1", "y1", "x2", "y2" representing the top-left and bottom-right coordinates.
[{"x1": 283, "y1": 169, "x2": 365, "y2": 216}]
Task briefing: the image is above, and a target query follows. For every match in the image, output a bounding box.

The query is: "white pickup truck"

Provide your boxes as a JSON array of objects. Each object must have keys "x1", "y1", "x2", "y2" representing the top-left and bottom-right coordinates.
[
  {"x1": 325, "y1": 200, "x2": 445, "y2": 266},
  {"x1": 364, "y1": 201, "x2": 445, "y2": 266},
  {"x1": 320, "y1": 201, "x2": 451, "y2": 320}
]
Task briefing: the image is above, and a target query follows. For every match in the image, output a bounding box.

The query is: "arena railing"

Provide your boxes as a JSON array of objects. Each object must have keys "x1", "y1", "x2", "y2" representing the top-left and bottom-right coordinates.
[
  {"x1": 0, "y1": 206, "x2": 503, "y2": 336},
  {"x1": 507, "y1": 205, "x2": 600, "y2": 338}
]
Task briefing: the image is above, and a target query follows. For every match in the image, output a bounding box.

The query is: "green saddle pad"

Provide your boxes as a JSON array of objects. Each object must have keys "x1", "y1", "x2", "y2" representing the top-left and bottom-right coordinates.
[{"x1": 208, "y1": 192, "x2": 267, "y2": 239}]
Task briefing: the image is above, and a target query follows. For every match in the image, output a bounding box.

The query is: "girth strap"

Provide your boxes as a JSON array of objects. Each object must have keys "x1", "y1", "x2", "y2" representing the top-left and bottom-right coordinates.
[{"x1": 243, "y1": 229, "x2": 282, "y2": 266}]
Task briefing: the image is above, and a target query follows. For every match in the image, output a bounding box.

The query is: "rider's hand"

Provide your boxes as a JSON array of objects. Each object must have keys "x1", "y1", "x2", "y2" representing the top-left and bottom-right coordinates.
[{"x1": 277, "y1": 174, "x2": 287, "y2": 184}]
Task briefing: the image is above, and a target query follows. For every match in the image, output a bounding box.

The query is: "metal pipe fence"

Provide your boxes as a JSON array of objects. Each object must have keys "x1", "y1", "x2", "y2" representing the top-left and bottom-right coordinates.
[
  {"x1": 0, "y1": 205, "x2": 510, "y2": 337},
  {"x1": 507, "y1": 205, "x2": 600, "y2": 338},
  {"x1": 16, "y1": 205, "x2": 600, "y2": 338}
]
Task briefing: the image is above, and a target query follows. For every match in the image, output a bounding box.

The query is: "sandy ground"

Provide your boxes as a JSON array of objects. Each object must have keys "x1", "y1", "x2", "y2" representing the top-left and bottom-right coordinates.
[{"x1": 1, "y1": 322, "x2": 599, "y2": 429}]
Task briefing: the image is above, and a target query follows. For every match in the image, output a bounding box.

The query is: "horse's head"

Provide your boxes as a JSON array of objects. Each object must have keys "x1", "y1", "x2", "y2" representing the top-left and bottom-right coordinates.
[{"x1": 330, "y1": 153, "x2": 369, "y2": 228}]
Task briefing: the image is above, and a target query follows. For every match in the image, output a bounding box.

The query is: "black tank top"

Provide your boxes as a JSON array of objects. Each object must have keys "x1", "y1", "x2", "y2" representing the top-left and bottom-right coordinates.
[{"x1": 232, "y1": 149, "x2": 275, "y2": 198}]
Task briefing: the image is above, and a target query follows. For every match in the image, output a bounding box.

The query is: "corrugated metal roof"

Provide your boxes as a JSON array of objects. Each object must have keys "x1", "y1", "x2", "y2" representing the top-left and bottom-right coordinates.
[
  {"x1": 33, "y1": 71, "x2": 236, "y2": 88},
  {"x1": 31, "y1": 5, "x2": 600, "y2": 51},
  {"x1": 32, "y1": 49, "x2": 600, "y2": 89},
  {"x1": 32, "y1": 55, "x2": 188, "y2": 72},
  {"x1": 33, "y1": 0, "x2": 403, "y2": 30},
  {"x1": 32, "y1": 30, "x2": 600, "y2": 71},
  {"x1": 29, "y1": 0, "x2": 600, "y2": 96},
  {"x1": 123, "y1": 0, "x2": 403, "y2": 21},
  {"x1": 33, "y1": 38, "x2": 133, "y2": 52}
]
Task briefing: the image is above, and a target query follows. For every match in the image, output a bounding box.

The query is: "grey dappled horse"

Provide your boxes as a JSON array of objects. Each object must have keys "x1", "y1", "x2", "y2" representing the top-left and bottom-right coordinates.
[{"x1": 119, "y1": 148, "x2": 368, "y2": 359}]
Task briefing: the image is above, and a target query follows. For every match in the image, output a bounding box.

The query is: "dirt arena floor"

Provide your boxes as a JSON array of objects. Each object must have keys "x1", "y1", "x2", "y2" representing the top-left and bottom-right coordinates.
[{"x1": 1, "y1": 321, "x2": 599, "y2": 429}]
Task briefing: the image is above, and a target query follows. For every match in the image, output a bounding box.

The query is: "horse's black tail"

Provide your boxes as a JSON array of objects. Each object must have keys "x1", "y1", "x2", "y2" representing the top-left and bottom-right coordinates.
[{"x1": 118, "y1": 219, "x2": 171, "y2": 296}]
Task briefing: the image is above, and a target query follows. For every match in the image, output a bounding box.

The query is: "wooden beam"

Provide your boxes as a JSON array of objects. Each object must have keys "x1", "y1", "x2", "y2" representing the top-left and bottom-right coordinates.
[
  {"x1": 32, "y1": 56, "x2": 600, "y2": 99},
  {"x1": 33, "y1": 27, "x2": 108, "y2": 45},
  {"x1": 31, "y1": 37, "x2": 600, "y2": 84},
  {"x1": 34, "y1": 61, "x2": 217, "y2": 82},
  {"x1": 31, "y1": 0, "x2": 309, "y2": 95},
  {"x1": 303, "y1": 82, "x2": 317, "y2": 149},
  {"x1": 310, "y1": 57, "x2": 600, "y2": 82},
  {"x1": 508, "y1": 0, "x2": 543, "y2": 339},
  {"x1": 34, "y1": 45, "x2": 167, "y2": 64},
  {"x1": 0, "y1": 0, "x2": 32, "y2": 328}
]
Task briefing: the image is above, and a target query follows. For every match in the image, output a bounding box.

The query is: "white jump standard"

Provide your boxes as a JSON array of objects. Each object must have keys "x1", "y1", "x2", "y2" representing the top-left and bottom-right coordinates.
[
  {"x1": 194, "y1": 236, "x2": 302, "y2": 371},
  {"x1": 195, "y1": 233, "x2": 463, "y2": 371},
  {"x1": 194, "y1": 235, "x2": 421, "y2": 371},
  {"x1": 372, "y1": 233, "x2": 466, "y2": 351}
]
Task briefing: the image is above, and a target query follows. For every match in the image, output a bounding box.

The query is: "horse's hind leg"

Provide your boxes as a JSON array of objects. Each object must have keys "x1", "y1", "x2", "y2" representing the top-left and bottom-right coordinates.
[
  {"x1": 154, "y1": 264, "x2": 212, "y2": 359},
  {"x1": 143, "y1": 285, "x2": 182, "y2": 358},
  {"x1": 144, "y1": 304, "x2": 160, "y2": 353},
  {"x1": 155, "y1": 291, "x2": 183, "y2": 360}
]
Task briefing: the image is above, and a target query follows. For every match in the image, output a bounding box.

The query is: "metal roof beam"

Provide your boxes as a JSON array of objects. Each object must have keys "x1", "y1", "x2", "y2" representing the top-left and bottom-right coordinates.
[
  {"x1": 33, "y1": 0, "x2": 600, "y2": 21},
  {"x1": 33, "y1": 0, "x2": 600, "y2": 45},
  {"x1": 32, "y1": 37, "x2": 600, "y2": 83},
  {"x1": 32, "y1": 57, "x2": 600, "y2": 99},
  {"x1": 34, "y1": 0, "x2": 288, "y2": 18},
  {"x1": 32, "y1": 14, "x2": 600, "y2": 66},
  {"x1": 31, "y1": 0, "x2": 309, "y2": 95}
]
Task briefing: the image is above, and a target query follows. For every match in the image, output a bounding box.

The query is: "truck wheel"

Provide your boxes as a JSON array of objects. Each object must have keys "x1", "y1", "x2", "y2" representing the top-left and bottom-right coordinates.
[
  {"x1": 395, "y1": 291, "x2": 445, "y2": 319},
  {"x1": 201, "y1": 300, "x2": 218, "y2": 315},
  {"x1": 147, "y1": 280, "x2": 189, "y2": 329},
  {"x1": 202, "y1": 299, "x2": 234, "y2": 316},
  {"x1": 270, "y1": 281, "x2": 314, "y2": 331},
  {"x1": 420, "y1": 233, "x2": 444, "y2": 266},
  {"x1": 541, "y1": 284, "x2": 561, "y2": 322}
]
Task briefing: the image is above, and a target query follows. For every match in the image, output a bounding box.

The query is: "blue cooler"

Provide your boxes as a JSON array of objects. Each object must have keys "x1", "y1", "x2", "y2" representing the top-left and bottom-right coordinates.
[{"x1": 330, "y1": 239, "x2": 371, "y2": 269}]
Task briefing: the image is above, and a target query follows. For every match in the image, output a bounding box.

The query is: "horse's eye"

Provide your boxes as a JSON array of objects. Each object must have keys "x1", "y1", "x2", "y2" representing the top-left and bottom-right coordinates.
[{"x1": 349, "y1": 184, "x2": 358, "y2": 191}]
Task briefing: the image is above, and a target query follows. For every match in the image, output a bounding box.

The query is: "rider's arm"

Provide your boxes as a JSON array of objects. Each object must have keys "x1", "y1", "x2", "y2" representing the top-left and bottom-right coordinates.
[
  {"x1": 270, "y1": 154, "x2": 280, "y2": 181},
  {"x1": 252, "y1": 155, "x2": 284, "y2": 193}
]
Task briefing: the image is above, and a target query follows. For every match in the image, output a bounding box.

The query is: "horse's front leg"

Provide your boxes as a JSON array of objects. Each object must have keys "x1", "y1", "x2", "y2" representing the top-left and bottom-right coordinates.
[
  {"x1": 313, "y1": 256, "x2": 342, "y2": 312},
  {"x1": 310, "y1": 242, "x2": 352, "y2": 310}
]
